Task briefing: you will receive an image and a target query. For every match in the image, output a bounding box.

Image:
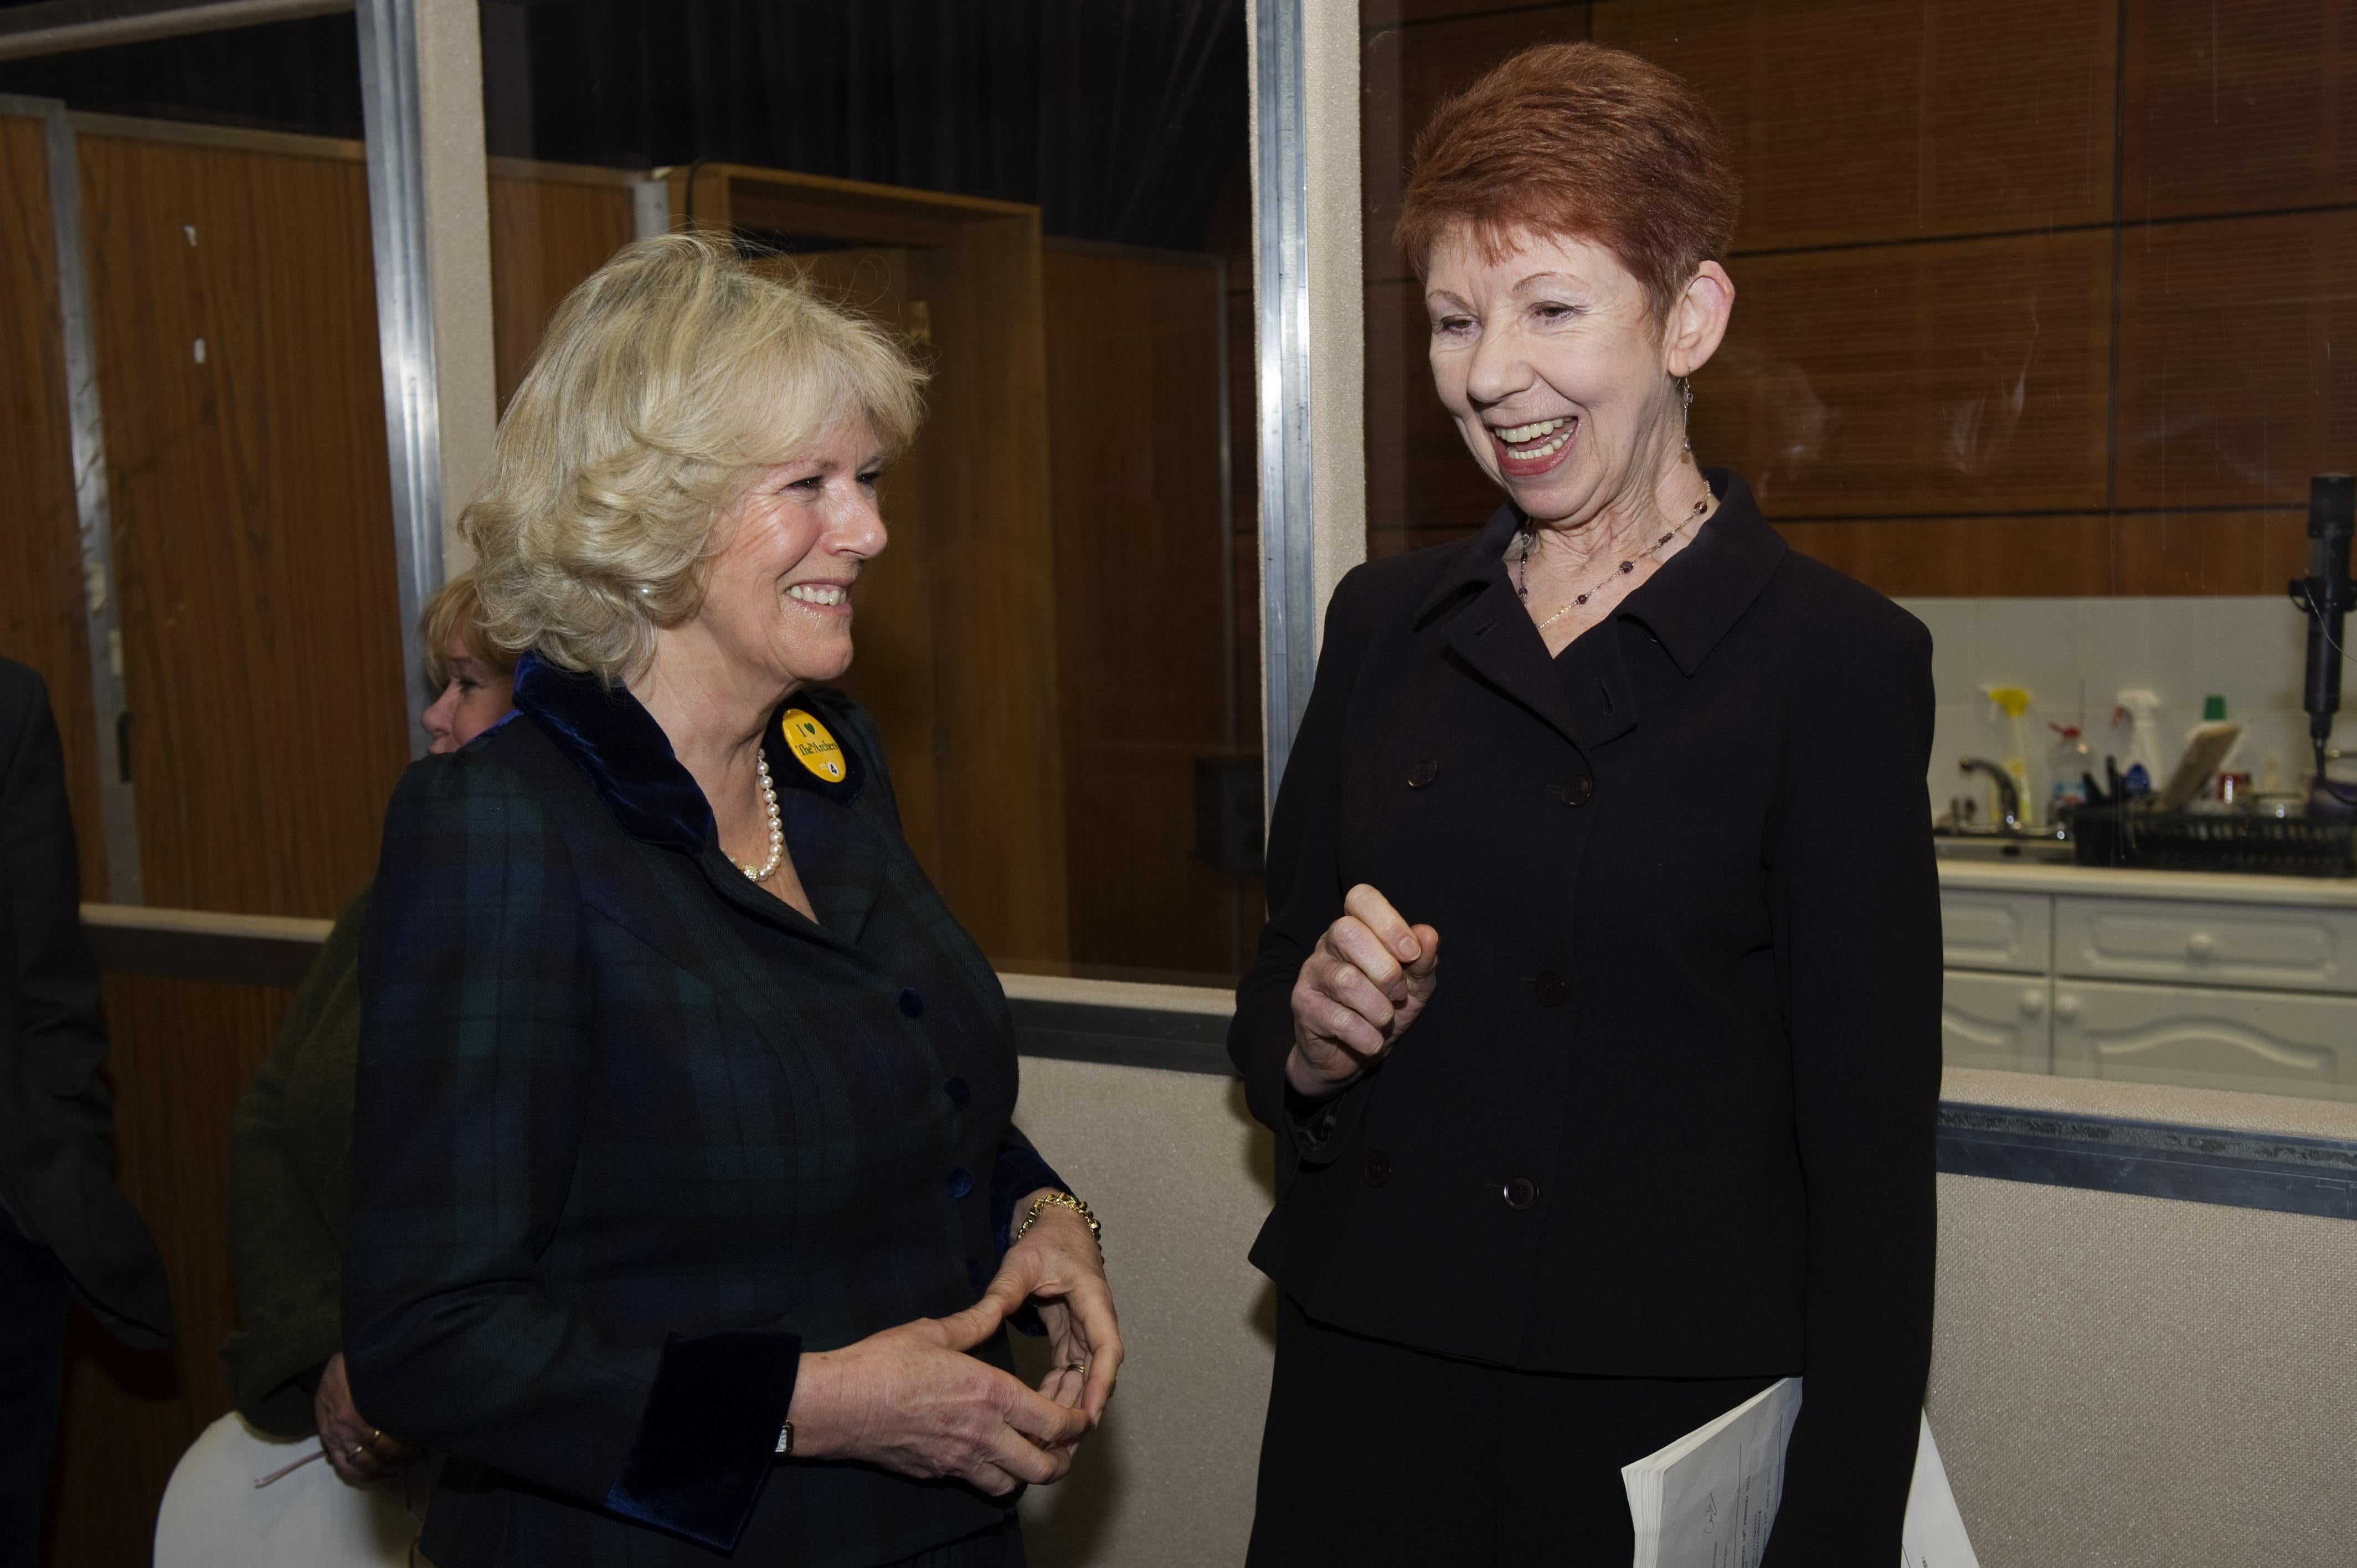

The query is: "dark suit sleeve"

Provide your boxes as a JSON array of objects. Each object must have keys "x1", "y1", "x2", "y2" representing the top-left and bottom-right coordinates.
[
  {"x1": 1759, "y1": 612, "x2": 1941, "y2": 1566},
  {"x1": 1, "y1": 667, "x2": 111, "y2": 1159},
  {"x1": 1228, "y1": 568, "x2": 1380, "y2": 1162},
  {"x1": 344, "y1": 752, "x2": 797, "y2": 1554}
]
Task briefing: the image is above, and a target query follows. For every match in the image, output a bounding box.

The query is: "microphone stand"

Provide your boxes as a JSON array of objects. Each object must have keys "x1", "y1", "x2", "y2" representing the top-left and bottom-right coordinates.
[{"x1": 2291, "y1": 473, "x2": 2357, "y2": 806}]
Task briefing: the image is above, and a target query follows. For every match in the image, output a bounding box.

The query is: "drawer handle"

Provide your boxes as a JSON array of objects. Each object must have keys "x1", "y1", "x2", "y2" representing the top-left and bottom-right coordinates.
[
  {"x1": 2186, "y1": 932, "x2": 2217, "y2": 961},
  {"x1": 2020, "y1": 988, "x2": 2046, "y2": 1017},
  {"x1": 2055, "y1": 993, "x2": 2082, "y2": 1022}
]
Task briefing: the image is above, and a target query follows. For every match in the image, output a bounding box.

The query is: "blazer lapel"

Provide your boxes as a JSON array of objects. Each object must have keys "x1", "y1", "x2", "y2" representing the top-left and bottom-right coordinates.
[{"x1": 1443, "y1": 606, "x2": 1583, "y2": 749}]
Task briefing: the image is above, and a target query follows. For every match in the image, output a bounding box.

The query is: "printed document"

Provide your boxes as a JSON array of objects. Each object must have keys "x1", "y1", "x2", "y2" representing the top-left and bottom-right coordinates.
[{"x1": 1620, "y1": 1379, "x2": 1978, "y2": 1568}]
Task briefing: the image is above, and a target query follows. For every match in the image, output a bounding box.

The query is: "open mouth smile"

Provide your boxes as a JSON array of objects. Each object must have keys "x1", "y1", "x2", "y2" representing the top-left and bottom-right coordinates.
[{"x1": 1488, "y1": 415, "x2": 1578, "y2": 478}]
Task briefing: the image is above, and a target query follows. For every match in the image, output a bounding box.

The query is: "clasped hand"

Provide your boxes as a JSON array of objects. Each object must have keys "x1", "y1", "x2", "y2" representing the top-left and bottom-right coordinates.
[
  {"x1": 788, "y1": 1200, "x2": 1121, "y2": 1497},
  {"x1": 1287, "y1": 883, "x2": 1439, "y2": 1097}
]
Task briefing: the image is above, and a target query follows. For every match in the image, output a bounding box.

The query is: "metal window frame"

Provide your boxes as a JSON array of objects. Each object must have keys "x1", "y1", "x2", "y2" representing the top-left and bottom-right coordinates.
[
  {"x1": 357, "y1": 0, "x2": 444, "y2": 758},
  {"x1": 2, "y1": 91, "x2": 142, "y2": 902}
]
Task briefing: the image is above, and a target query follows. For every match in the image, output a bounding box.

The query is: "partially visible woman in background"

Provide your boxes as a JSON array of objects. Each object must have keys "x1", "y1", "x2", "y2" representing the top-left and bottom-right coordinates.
[
  {"x1": 221, "y1": 572, "x2": 516, "y2": 1473},
  {"x1": 153, "y1": 575, "x2": 514, "y2": 1567}
]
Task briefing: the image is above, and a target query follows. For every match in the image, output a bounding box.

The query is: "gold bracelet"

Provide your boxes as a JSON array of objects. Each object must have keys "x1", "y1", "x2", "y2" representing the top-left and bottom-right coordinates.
[{"x1": 1013, "y1": 1190, "x2": 1101, "y2": 1249}]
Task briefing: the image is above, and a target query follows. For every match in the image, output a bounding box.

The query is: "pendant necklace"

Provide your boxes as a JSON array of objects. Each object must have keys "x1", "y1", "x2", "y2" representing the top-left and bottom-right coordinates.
[{"x1": 1517, "y1": 494, "x2": 1712, "y2": 633}]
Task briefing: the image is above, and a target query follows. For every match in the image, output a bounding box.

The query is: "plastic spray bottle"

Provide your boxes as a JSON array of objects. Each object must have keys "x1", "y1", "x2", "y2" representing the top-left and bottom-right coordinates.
[
  {"x1": 2116, "y1": 689, "x2": 2163, "y2": 800},
  {"x1": 1985, "y1": 687, "x2": 2038, "y2": 828},
  {"x1": 2047, "y1": 724, "x2": 2092, "y2": 817}
]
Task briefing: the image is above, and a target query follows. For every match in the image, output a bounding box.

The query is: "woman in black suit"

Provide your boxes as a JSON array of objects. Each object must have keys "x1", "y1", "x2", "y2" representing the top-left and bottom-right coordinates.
[{"x1": 1232, "y1": 42, "x2": 1939, "y2": 1566}]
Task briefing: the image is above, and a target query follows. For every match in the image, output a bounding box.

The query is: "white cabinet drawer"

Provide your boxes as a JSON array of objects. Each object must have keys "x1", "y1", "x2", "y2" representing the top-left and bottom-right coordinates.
[
  {"x1": 2054, "y1": 898, "x2": 2357, "y2": 994},
  {"x1": 1943, "y1": 970, "x2": 2052, "y2": 1073},
  {"x1": 2052, "y1": 979, "x2": 2357, "y2": 1101},
  {"x1": 1941, "y1": 889, "x2": 2051, "y2": 973}
]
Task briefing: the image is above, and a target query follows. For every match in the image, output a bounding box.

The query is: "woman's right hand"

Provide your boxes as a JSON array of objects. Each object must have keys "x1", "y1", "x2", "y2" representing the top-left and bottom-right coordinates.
[
  {"x1": 1286, "y1": 883, "x2": 1439, "y2": 1098},
  {"x1": 787, "y1": 1294, "x2": 1093, "y2": 1497},
  {"x1": 315, "y1": 1352, "x2": 419, "y2": 1484}
]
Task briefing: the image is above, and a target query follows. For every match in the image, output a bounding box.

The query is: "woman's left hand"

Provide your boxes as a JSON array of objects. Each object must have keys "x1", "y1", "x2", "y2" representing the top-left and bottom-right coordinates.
[{"x1": 979, "y1": 1190, "x2": 1123, "y2": 1428}]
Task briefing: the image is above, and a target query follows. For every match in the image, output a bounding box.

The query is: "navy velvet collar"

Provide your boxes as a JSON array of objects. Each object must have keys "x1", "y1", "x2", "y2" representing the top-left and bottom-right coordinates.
[{"x1": 512, "y1": 653, "x2": 714, "y2": 852}]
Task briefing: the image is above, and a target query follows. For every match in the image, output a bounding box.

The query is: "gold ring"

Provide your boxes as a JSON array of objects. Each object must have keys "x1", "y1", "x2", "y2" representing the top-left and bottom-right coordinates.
[
  {"x1": 1064, "y1": 1360, "x2": 1089, "y2": 1372},
  {"x1": 347, "y1": 1442, "x2": 369, "y2": 1463}
]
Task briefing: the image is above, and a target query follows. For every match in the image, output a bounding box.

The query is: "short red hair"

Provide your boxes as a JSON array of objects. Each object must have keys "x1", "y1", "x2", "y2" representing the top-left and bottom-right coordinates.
[{"x1": 1395, "y1": 42, "x2": 1740, "y2": 321}]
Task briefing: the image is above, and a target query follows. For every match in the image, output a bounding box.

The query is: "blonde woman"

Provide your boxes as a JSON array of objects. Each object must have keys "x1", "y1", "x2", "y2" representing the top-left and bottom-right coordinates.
[{"x1": 342, "y1": 235, "x2": 1119, "y2": 1568}]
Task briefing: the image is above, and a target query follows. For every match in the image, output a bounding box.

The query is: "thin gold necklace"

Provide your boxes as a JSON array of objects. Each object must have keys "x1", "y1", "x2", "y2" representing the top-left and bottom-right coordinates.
[{"x1": 1516, "y1": 496, "x2": 1711, "y2": 632}]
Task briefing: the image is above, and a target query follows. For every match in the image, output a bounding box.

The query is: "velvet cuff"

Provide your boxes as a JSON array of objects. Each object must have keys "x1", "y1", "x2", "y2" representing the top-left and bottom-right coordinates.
[{"x1": 603, "y1": 1327, "x2": 801, "y2": 1552}]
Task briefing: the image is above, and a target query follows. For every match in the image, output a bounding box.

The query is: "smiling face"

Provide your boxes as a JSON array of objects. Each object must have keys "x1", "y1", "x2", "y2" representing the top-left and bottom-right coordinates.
[
  {"x1": 687, "y1": 418, "x2": 888, "y2": 698},
  {"x1": 1424, "y1": 225, "x2": 1732, "y2": 530}
]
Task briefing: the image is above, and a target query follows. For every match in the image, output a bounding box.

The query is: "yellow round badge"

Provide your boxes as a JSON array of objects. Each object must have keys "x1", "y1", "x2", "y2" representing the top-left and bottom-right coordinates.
[{"x1": 780, "y1": 709, "x2": 847, "y2": 783}]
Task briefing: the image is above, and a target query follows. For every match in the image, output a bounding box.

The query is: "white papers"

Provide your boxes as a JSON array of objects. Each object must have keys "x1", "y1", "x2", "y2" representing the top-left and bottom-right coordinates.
[{"x1": 1620, "y1": 1379, "x2": 1978, "y2": 1568}]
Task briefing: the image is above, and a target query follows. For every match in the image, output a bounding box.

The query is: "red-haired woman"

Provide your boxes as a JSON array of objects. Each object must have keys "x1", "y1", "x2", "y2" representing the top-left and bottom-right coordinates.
[{"x1": 1228, "y1": 42, "x2": 1939, "y2": 1565}]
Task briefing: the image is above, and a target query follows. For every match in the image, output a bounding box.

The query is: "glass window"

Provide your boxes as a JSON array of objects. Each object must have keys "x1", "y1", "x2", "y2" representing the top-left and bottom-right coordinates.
[{"x1": 478, "y1": 1, "x2": 1262, "y2": 983}]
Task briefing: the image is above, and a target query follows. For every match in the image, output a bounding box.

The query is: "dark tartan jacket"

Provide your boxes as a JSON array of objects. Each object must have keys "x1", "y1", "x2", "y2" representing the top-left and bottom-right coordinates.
[{"x1": 345, "y1": 654, "x2": 1062, "y2": 1567}]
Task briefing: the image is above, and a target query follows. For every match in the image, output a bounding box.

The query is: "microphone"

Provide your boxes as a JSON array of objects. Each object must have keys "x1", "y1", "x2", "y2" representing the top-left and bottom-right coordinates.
[{"x1": 2293, "y1": 474, "x2": 2355, "y2": 746}]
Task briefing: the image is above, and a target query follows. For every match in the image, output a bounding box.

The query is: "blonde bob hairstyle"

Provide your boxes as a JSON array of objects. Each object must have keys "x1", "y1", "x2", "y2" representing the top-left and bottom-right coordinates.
[
  {"x1": 418, "y1": 570, "x2": 511, "y2": 691},
  {"x1": 462, "y1": 232, "x2": 927, "y2": 681}
]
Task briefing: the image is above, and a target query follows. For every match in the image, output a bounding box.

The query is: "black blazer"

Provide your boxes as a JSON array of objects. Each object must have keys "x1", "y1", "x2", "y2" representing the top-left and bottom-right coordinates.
[
  {"x1": 0, "y1": 658, "x2": 170, "y2": 1348},
  {"x1": 1228, "y1": 473, "x2": 1939, "y2": 1563}
]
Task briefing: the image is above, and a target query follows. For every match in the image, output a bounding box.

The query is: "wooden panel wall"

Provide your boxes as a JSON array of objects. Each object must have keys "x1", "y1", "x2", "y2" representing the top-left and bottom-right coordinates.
[
  {"x1": 486, "y1": 171, "x2": 635, "y2": 409},
  {"x1": 1043, "y1": 242, "x2": 1259, "y2": 981},
  {"x1": 44, "y1": 975, "x2": 291, "y2": 1568},
  {"x1": 1360, "y1": 0, "x2": 2353, "y2": 595},
  {"x1": 0, "y1": 112, "x2": 106, "y2": 898},
  {"x1": 78, "y1": 131, "x2": 410, "y2": 914}
]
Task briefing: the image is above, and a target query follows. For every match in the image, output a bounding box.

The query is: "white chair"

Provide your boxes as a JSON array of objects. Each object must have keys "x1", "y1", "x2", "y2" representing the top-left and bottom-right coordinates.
[{"x1": 155, "y1": 1411, "x2": 420, "y2": 1567}]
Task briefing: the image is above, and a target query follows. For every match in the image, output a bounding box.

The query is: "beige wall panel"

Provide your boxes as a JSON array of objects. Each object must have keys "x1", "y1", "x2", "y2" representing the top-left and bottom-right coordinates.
[
  {"x1": 1931, "y1": 1173, "x2": 2357, "y2": 1566},
  {"x1": 1009, "y1": 1058, "x2": 1278, "y2": 1568}
]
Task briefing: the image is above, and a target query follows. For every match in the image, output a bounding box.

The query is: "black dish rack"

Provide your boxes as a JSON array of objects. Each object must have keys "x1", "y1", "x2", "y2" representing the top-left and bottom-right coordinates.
[{"x1": 2070, "y1": 806, "x2": 2356, "y2": 877}]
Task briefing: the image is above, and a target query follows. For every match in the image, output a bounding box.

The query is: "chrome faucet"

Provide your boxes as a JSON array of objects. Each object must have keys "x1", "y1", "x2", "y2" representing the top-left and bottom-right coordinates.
[{"x1": 1959, "y1": 757, "x2": 2022, "y2": 832}]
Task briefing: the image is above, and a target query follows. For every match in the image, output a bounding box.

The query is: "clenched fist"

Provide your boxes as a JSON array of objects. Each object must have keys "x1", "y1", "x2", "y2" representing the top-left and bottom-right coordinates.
[{"x1": 1286, "y1": 883, "x2": 1439, "y2": 1098}]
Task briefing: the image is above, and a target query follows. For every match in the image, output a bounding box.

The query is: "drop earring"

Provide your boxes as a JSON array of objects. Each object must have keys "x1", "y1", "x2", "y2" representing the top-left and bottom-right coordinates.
[{"x1": 1680, "y1": 376, "x2": 1694, "y2": 453}]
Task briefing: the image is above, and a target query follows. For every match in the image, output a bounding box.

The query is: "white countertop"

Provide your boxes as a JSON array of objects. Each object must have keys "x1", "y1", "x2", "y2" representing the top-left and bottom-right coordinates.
[{"x1": 1938, "y1": 858, "x2": 2357, "y2": 907}]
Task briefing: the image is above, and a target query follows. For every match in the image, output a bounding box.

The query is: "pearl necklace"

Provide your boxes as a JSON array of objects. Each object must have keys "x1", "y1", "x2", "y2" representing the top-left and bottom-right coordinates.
[
  {"x1": 739, "y1": 750, "x2": 784, "y2": 883},
  {"x1": 1516, "y1": 495, "x2": 1711, "y2": 633}
]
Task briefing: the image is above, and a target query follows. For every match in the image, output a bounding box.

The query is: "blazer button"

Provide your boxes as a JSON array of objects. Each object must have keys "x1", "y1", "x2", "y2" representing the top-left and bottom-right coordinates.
[
  {"x1": 944, "y1": 1167, "x2": 974, "y2": 1199},
  {"x1": 1534, "y1": 971, "x2": 1566, "y2": 1007},
  {"x1": 1407, "y1": 759, "x2": 1440, "y2": 789},
  {"x1": 1558, "y1": 774, "x2": 1594, "y2": 808},
  {"x1": 899, "y1": 987, "x2": 925, "y2": 1018},
  {"x1": 1363, "y1": 1150, "x2": 1392, "y2": 1187},
  {"x1": 1502, "y1": 1175, "x2": 1538, "y2": 1210},
  {"x1": 944, "y1": 1076, "x2": 971, "y2": 1108}
]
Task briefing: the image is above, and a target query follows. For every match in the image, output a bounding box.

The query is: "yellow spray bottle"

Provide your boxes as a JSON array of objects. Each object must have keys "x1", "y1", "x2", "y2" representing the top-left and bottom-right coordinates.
[{"x1": 1985, "y1": 686, "x2": 2037, "y2": 829}]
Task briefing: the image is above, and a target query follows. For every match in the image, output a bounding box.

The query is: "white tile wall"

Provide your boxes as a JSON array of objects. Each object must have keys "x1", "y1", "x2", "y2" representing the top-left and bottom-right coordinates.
[{"x1": 1894, "y1": 597, "x2": 2316, "y2": 824}]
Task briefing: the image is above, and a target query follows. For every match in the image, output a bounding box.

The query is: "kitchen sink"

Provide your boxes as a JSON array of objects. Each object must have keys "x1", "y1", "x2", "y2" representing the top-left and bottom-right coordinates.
[{"x1": 1932, "y1": 835, "x2": 2074, "y2": 864}]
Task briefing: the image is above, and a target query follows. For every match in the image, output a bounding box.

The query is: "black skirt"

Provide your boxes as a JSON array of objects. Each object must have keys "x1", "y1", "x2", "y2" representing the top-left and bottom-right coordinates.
[{"x1": 1248, "y1": 1294, "x2": 1778, "y2": 1566}]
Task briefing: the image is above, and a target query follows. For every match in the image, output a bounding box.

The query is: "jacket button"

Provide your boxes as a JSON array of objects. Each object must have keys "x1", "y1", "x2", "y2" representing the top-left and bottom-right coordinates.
[
  {"x1": 944, "y1": 1076, "x2": 971, "y2": 1108},
  {"x1": 1534, "y1": 971, "x2": 1566, "y2": 1007},
  {"x1": 899, "y1": 987, "x2": 925, "y2": 1018},
  {"x1": 1503, "y1": 1176, "x2": 1538, "y2": 1210},
  {"x1": 1363, "y1": 1151, "x2": 1392, "y2": 1187},
  {"x1": 1559, "y1": 774, "x2": 1594, "y2": 807},
  {"x1": 945, "y1": 1167, "x2": 974, "y2": 1199},
  {"x1": 1407, "y1": 759, "x2": 1440, "y2": 789}
]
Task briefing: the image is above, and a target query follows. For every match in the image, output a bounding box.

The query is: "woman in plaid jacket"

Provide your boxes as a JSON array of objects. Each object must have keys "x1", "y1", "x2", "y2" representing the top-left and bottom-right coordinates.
[{"x1": 343, "y1": 235, "x2": 1119, "y2": 1567}]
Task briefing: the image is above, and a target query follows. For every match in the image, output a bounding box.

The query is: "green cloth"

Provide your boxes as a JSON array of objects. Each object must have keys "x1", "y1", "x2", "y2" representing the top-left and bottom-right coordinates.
[{"x1": 220, "y1": 886, "x2": 368, "y2": 1438}]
